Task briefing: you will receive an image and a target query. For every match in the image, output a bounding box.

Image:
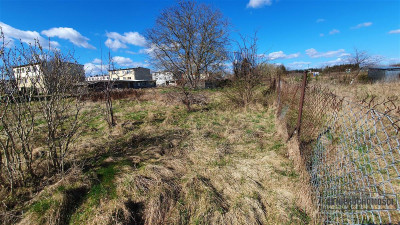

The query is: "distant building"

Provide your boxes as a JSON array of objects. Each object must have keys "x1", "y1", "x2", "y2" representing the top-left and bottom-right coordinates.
[
  {"x1": 109, "y1": 67, "x2": 152, "y2": 81},
  {"x1": 86, "y1": 67, "x2": 155, "y2": 90},
  {"x1": 312, "y1": 71, "x2": 320, "y2": 76},
  {"x1": 152, "y1": 71, "x2": 177, "y2": 86},
  {"x1": 368, "y1": 67, "x2": 400, "y2": 82},
  {"x1": 86, "y1": 67, "x2": 153, "y2": 82},
  {"x1": 13, "y1": 62, "x2": 84, "y2": 93},
  {"x1": 86, "y1": 75, "x2": 110, "y2": 81}
]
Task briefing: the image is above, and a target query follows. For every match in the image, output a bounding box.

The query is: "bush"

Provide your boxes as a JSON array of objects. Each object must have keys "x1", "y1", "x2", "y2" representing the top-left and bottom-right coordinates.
[{"x1": 357, "y1": 72, "x2": 371, "y2": 83}]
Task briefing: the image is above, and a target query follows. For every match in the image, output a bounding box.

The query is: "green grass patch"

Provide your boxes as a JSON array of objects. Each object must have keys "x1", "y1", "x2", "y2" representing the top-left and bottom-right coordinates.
[
  {"x1": 70, "y1": 163, "x2": 119, "y2": 223},
  {"x1": 287, "y1": 205, "x2": 310, "y2": 225},
  {"x1": 125, "y1": 110, "x2": 147, "y2": 121},
  {"x1": 211, "y1": 157, "x2": 231, "y2": 167},
  {"x1": 269, "y1": 141, "x2": 284, "y2": 152},
  {"x1": 34, "y1": 118, "x2": 46, "y2": 126},
  {"x1": 87, "y1": 164, "x2": 118, "y2": 205},
  {"x1": 30, "y1": 198, "x2": 54, "y2": 214}
]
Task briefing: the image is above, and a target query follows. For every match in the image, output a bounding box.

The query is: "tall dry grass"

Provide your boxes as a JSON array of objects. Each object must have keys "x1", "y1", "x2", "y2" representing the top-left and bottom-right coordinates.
[{"x1": 14, "y1": 87, "x2": 312, "y2": 225}]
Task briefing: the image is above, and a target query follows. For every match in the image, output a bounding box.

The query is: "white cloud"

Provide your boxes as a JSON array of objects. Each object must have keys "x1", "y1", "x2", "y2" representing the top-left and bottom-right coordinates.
[
  {"x1": 316, "y1": 18, "x2": 325, "y2": 23},
  {"x1": 105, "y1": 39, "x2": 127, "y2": 51},
  {"x1": 0, "y1": 22, "x2": 59, "y2": 48},
  {"x1": 267, "y1": 51, "x2": 300, "y2": 60},
  {"x1": 105, "y1": 31, "x2": 147, "y2": 51},
  {"x1": 320, "y1": 57, "x2": 346, "y2": 66},
  {"x1": 92, "y1": 58, "x2": 102, "y2": 64},
  {"x1": 41, "y1": 27, "x2": 95, "y2": 49},
  {"x1": 305, "y1": 48, "x2": 348, "y2": 58},
  {"x1": 329, "y1": 29, "x2": 340, "y2": 35},
  {"x1": 388, "y1": 29, "x2": 400, "y2": 34},
  {"x1": 112, "y1": 56, "x2": 148, "y2": 68},
  {"x1": 246, "y1": 0, "x2": 272, "y2": 8},
  {"x1": 319, "y1": 33, "x2": 324, "y2": 37},
  {"x1": 288, "y1": 61, "x2": 311, "y2": 69},
  {"x1": 351, "y1": 22, "x2": 372, "y2": 29},
  {"x1": 84, "y1": 62, "x2": 106, "y2": 75}
]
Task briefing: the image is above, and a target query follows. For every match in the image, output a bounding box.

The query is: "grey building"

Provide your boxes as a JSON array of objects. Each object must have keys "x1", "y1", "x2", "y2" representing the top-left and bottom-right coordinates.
[
  {"x1": 368, "y1": 67, "x2": 400, "y2": 82},
  {"x1": 87, "y1": 67, "x2": 156, "y2": 91}
]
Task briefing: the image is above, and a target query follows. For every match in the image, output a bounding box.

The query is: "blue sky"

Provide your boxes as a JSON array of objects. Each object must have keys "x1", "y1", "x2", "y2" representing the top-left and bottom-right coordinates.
[{"x1": 0, "y1": 0, "x2": 399, "y2": 74}]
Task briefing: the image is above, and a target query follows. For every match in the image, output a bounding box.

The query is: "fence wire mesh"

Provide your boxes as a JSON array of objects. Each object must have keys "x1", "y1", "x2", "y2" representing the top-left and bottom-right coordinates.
[
  {"x1": 311, "y1": 98, "x2": 400, "y2": 224},
  {"x1": 278, "y1": 76, "x2": 400, "y2": 224}
]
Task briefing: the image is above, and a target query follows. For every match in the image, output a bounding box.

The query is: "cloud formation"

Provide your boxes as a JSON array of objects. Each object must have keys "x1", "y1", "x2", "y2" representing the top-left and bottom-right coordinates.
[
  {"x1": 316, "y1": 18, "x2": 325, "y2": 23},
  {"x1": 320, "y1": 57, "x2": 346, "y2": 66},
  {"x1": 84, "y1": 59, "x2": 107, "y2": 75},
  {"x1": 267, "y1": 51, "x2": 300, "y2": 60},
  {"x1": 0, "y1": 22, "x2": 59, "y2": 48},
  {"x1": 388, "y1": 29, "x2": 400, "y2": 34},
  {"x1": 105, "y1": 31, "x2": 147, "y2": 51},
  {"x1": 351, "y1": 22, "x2": 372, "y2": 29},
  {"x1": 288, "y1": 61, "x2": 311, "y2": 69},
  {"x1": 92, "y1": 58, "x2": 102, "y2": 64},
  {"x1": 112, "y1": 56, "x2": 148, "y2": 68},
  {"x1": 42, "y1": 27, "x2": 95, "y2": 49},
  {"x1": 246, "y1": 0, "x2": 272, "y2": 8},
  {"x1": 329, "y1": 29, "x2": 340, "y2": 35},
  {"x1": 305, "y1": 48, "x2": 348, "y2": 58}
]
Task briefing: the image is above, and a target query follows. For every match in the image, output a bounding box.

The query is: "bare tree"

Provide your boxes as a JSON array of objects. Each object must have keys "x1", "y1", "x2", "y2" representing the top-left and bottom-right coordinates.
[
  {"x1": 85, "y1": 49, "x2": 117, "y2": 128},
  {"x1": 146, "y1": 0, "x2": 229, "y2": 110},
  {"x1": 346, "y1": 48, "x2": 382, "y2": 80},
  {"x1": 103, "y1": 51, "x2": 116, "y2": 128}
]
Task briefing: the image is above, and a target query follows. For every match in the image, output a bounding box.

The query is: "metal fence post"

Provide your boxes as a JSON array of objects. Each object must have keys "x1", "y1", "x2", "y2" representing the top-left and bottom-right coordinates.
[
  {"x1": 296, "y1": 71, "x2": 308, "y2": 137},
  {"x1": 277, "y1": 72, "x2": 281, "y2": 116}
]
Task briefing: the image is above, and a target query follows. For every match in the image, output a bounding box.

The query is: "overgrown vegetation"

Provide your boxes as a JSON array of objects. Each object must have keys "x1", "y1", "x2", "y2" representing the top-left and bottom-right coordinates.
[
  {"x1": 0, "y1": 87, "x2": 311, "y2": 224},
  {"x1": 0, "y1": 35, "x2": 85, "y2": 196}
]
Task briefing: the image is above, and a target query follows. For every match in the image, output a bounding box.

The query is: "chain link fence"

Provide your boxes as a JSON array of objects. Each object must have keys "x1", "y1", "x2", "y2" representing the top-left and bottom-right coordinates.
[
  {"x1": 312, "y1": 99, "x2": 400, "y2": 224},
  {"x1": 278, "y1": 74, "x2": 400, "y2": 224}
]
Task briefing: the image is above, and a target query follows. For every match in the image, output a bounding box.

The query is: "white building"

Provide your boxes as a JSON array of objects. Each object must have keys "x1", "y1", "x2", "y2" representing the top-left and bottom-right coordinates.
[
  {"x1": 152, "y1": 71, "x2": 176, "y2": 86},
  {"x1": 86, "y1": 67, "x2": 152, "y2": 82},
  {"x1": 13, "y1": 62, "x2": 84, "y2": 93},
  {"x1": 86, "y1": 74, "x2": 109, "y2": 81}
]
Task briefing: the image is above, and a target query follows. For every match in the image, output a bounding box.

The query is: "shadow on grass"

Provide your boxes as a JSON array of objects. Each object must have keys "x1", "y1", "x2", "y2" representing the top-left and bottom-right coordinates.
[{"x1": 63, "y1": 128, "x2": 190, "y2": 223}]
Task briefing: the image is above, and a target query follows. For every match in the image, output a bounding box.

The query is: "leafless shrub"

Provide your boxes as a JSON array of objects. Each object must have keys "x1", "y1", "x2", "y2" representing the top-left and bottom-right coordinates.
[
  {"x1": 0, "y1": 36, "x2": 41, "y2": 191},
  {"x1": 0, "y1": 33, "x2": 85, "y2": 195},
  {"x1": 31, "y1": 45, "x2": 85, "y2": 175},
  {"x1": 225, "y1": 33, "x2": 270, "y2": 108}
]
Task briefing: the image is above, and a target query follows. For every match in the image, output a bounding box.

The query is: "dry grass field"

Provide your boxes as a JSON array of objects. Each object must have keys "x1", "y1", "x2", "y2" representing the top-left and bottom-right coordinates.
[
  {"x1": 311, "y1": 73, "x2": 400, "y2": 118},
  {"x1": 8, "y1": 88, "x2": 311, "y2": 225},
  {"x1": 4, "y1": 74, "x2": 398, "y2": 225}
]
